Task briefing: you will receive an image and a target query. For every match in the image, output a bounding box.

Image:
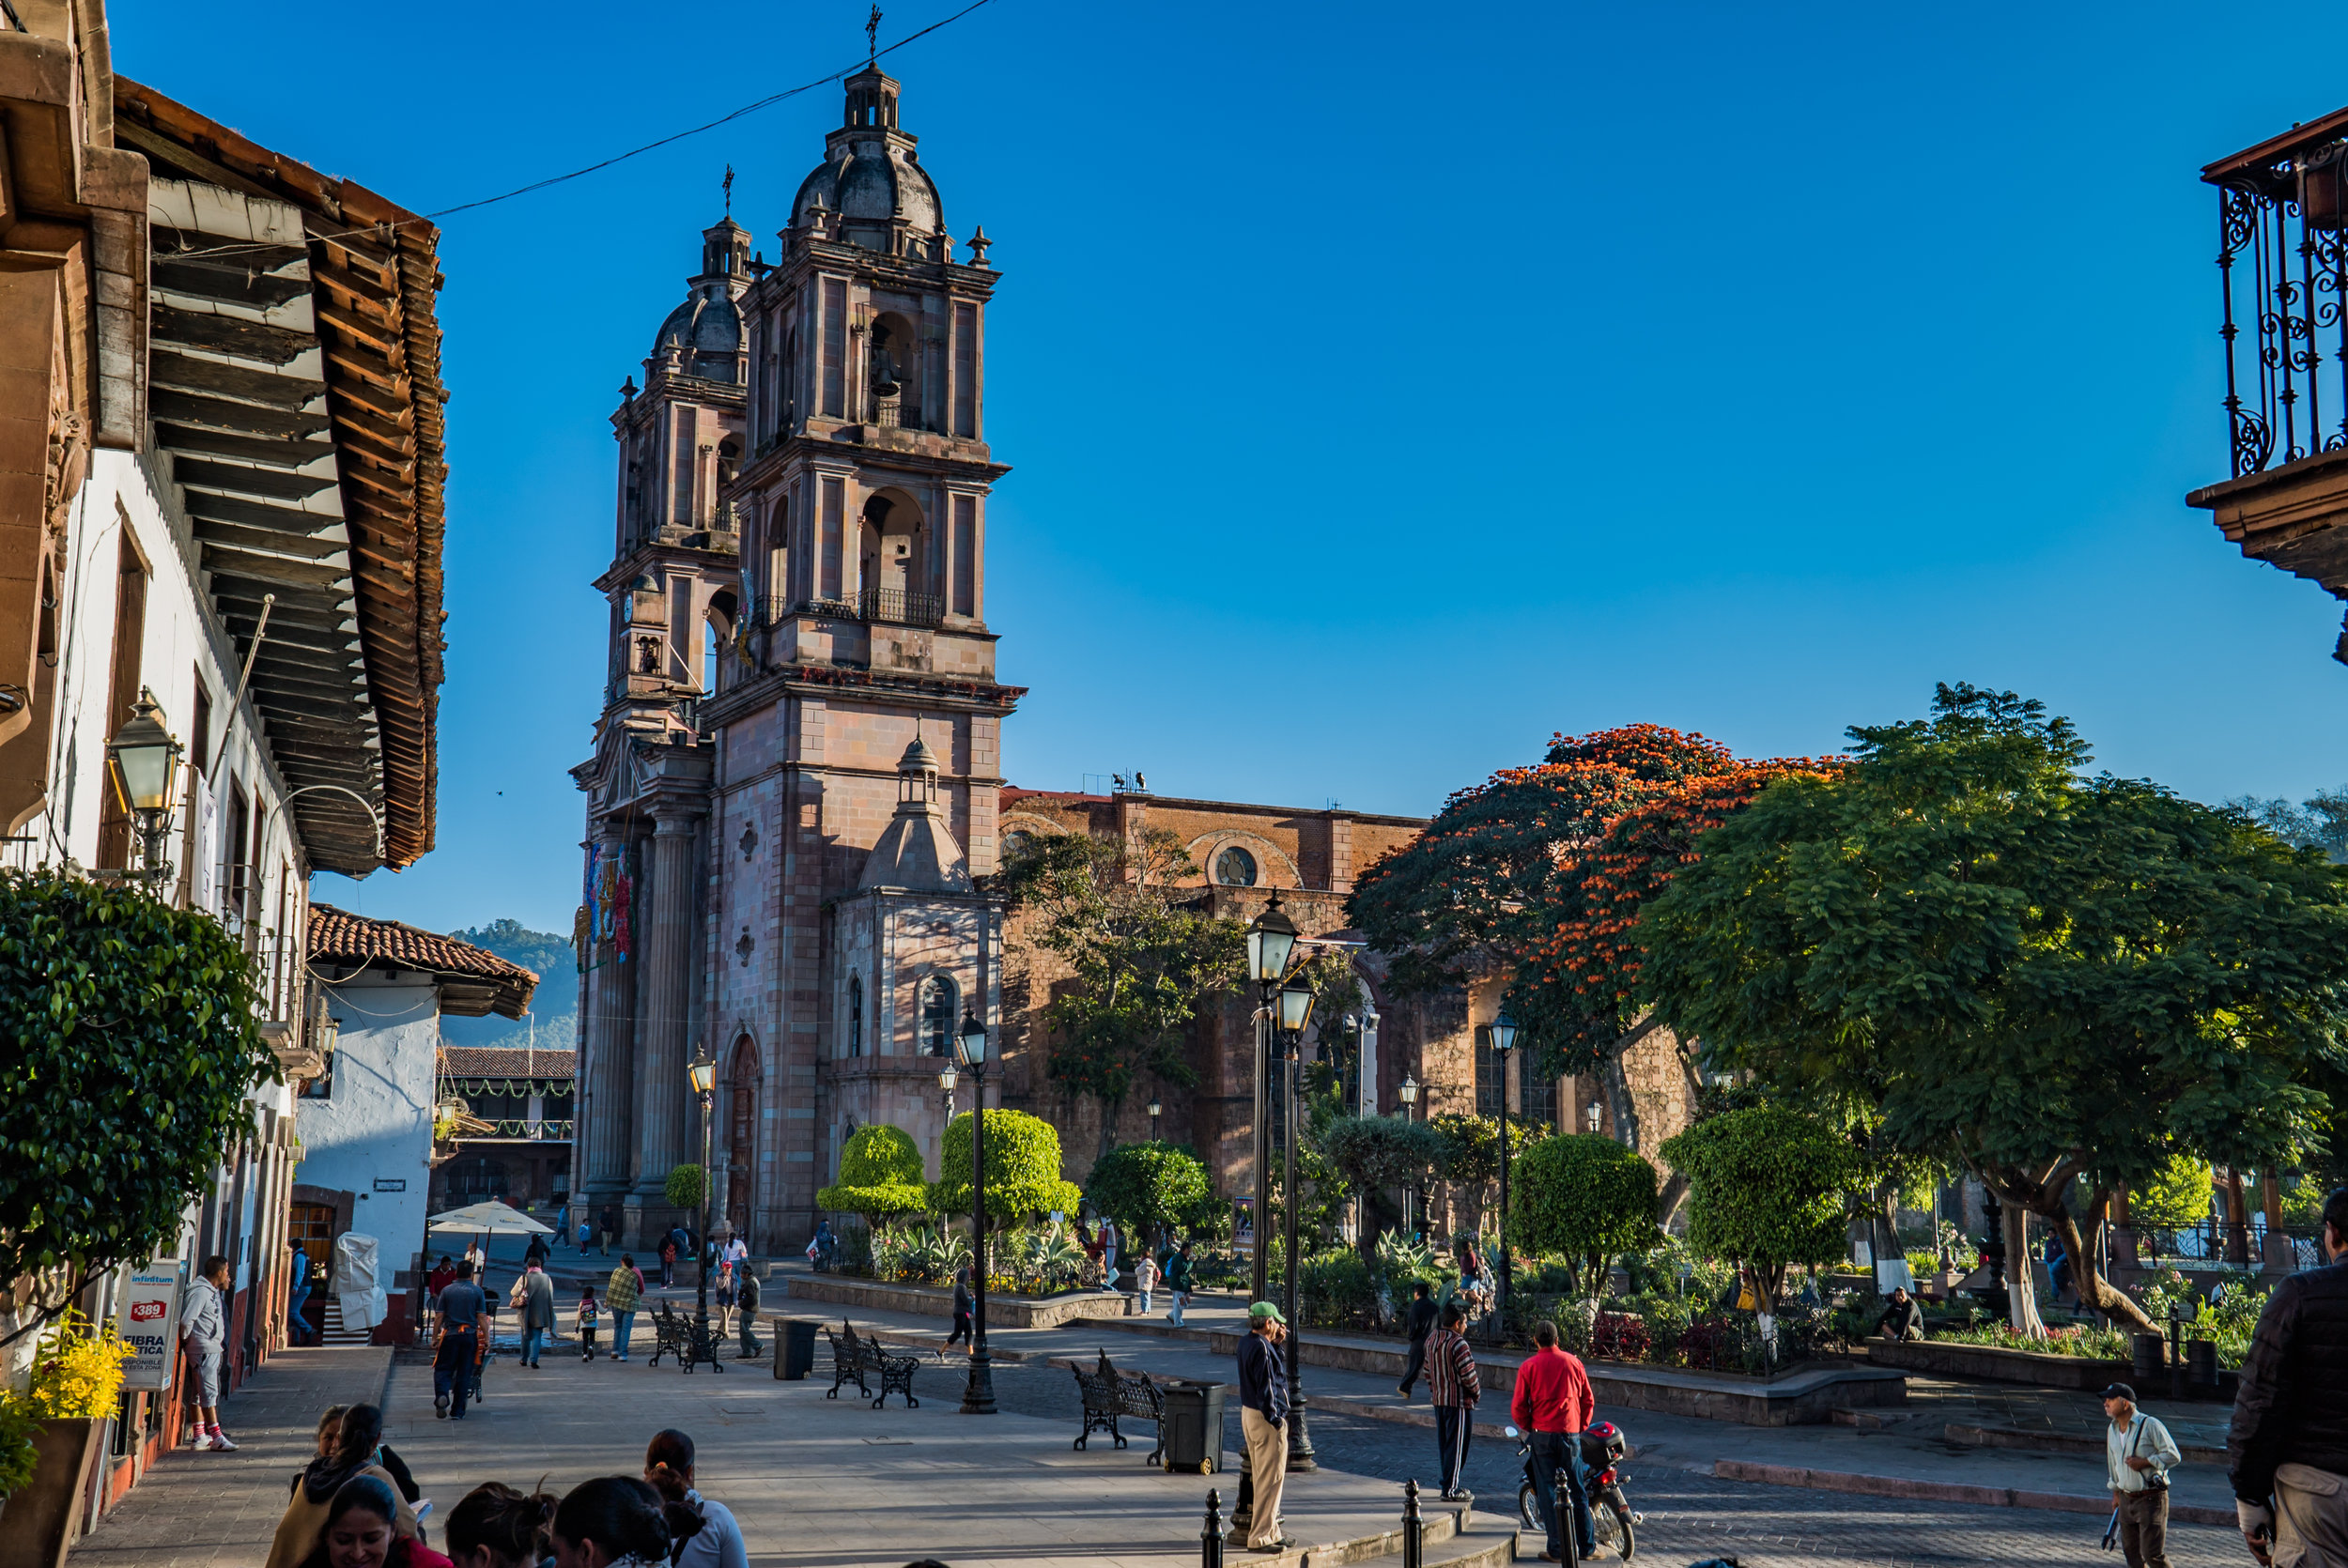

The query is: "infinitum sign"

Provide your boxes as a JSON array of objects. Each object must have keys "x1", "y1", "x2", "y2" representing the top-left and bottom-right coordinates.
[{"x1": 116, "y1": 1260, "x2": 187, "y2": 1391}]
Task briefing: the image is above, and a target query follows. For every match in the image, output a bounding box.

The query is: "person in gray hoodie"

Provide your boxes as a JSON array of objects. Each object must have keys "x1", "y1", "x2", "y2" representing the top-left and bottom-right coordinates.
[
  {"x1": 517, "y1": 1261, "x2": 556, "y2": 1368},
  {"x1": 178, "y1": 1254, "x2": 236, "y2": 1451}
]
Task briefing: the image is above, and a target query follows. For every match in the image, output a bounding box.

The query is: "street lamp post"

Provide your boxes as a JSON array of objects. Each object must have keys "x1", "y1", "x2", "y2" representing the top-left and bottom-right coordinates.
[
  {"x1": 953, "y1": 1010, "x2": 997, "y2": 1415},
  {"x1": 1398, "y1": 1073, "x2": 1420, "y2": 1240},
  {"x1": 939, "y1": 1062, "x2": 958, "y2": 1121},
  {"x1": 105, "y1": 688, "x2": 182, "y2": 886},
  {"x1": 1242, "y1": 894, "x2": 1299, "y2": 1307},
  {"x1": 686, "y1": 1049, "x2": 724, "y2": 1372},
  {"x1": 1489, "y1": 1012, "x2": 1521, "y2": 1329},
  {"x1": 1147, "y1": 1097, "x2": 1162, "y2": 1144},
  {"x1": 1276, "y1": 976, "x2": 1317, "y2": 1469}
]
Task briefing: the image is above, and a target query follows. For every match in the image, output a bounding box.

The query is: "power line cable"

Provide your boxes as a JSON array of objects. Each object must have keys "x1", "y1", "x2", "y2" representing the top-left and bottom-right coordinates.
[{"x1": 159, "y1": 0, "x2": 999, "y2": 262}]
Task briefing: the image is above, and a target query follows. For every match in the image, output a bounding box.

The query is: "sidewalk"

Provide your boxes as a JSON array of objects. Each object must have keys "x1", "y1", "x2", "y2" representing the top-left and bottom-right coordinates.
[{"x1": 69, "y1": 1346, "x2": 392, "y2": 1568}]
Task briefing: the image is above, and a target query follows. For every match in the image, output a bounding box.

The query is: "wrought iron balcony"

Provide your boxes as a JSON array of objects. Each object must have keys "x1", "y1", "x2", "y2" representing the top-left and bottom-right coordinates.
[
  {"x1": 2208, "y1": 115, "x2": 2348, "y2": 476},
  {"x1": 754, "y1": 590, "x2": 944, "y2": 628},
  {"x1": 452, "y1": 1118, "x2": 575, "y2": 1143}
]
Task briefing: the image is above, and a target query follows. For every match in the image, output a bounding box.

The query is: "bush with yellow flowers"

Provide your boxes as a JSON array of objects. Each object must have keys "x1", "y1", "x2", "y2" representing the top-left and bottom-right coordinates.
[{"x1": 23, "y1": 1309, "x2": 134, "y2": 1421}]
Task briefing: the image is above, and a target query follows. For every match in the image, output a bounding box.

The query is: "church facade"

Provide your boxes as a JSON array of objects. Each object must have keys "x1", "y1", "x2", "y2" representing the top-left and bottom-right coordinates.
[{"x1": 569, "y1": 69, "x2": 1696, "y2": 1254}]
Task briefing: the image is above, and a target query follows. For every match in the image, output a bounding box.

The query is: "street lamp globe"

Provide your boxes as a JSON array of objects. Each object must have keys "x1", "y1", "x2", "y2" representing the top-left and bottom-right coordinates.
[
  {"x1": 937, "y1": 1063, "x2": 959, "y2": 1093},
  {"x1": 955, "y1": 1010, "x2": 987, "y2": 1068},
  {"x1": 105, "y1": 688, "x2": 180, "y2": 813},
  {"x1": 1146, "y1": 1097, "x2": 1161, "y2": 1119},
  {"x1": 1277, "y1": 981, "x2": 1316, "y2": 1035},
  {"x1": 1398, "y1": 1073, "x2": 1419, "y2": 1110},
  {"x1": 1490, "y1": 1011, "x2": 1520, "y2": 1057},
  {"x1": 687, "y1": 1052, "x2": 716, "y2": 1098},
  {"x1": 1585, "y1": 1099, "x2": 1603, "y2": 1133},
  {"x1": 1244, "y1": 894, "x2": 1300, "y2": 985}
]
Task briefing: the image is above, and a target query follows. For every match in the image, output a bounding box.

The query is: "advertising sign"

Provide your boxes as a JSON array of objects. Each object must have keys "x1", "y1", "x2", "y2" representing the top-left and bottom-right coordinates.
[{"x1": 116, "y1": 1258, "x2": 187, "y2": 1392}]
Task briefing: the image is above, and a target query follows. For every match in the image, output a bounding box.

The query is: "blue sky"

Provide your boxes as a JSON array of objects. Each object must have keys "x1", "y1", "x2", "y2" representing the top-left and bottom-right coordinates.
[{"x1": 116, "y1": 1, "x2": 2348, "y2": 936}]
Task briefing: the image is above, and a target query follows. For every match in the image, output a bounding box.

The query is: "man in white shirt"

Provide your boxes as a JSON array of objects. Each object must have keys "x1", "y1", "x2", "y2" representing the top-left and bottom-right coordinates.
[{"x1": 2105, "y1": 1381, "x2": 2182, "y2": 1568}]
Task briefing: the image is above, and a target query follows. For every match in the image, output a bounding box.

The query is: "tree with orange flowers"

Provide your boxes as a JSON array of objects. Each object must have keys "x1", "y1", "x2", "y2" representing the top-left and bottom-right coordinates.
[{"x1": 1349, "y1": 725, "x2": 1836, "y2": 1159}]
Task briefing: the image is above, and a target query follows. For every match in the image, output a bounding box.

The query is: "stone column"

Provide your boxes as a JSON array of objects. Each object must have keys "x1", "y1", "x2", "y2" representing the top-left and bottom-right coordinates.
[
  {"x1": 580, "y1": 830, "x2": 637, "y2": 1198},
  {"x1": 632, "y1": 809, "x2": 703, "y2": 1206}
]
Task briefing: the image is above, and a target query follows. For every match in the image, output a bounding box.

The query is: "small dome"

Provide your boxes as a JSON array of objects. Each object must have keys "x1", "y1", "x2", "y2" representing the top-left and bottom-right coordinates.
[
  {"x1": 651, "y1": 285, "x2": 745, "y2": 363},
  {"x1": 900, "y1": 737, "x2": 942, "y2": 775}
]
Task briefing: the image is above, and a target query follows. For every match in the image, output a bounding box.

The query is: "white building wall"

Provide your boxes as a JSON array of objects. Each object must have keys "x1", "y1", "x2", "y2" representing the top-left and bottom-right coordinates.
[
  {"x1": 295, "y1": 977, "x2": 439, "y2": 1286},
  {"x1": 8, "y1": 447, "x2": 311, "y2": 1009}
]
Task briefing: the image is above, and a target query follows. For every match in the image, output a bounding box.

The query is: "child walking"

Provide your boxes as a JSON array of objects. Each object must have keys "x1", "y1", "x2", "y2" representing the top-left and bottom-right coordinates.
[{"x1": 577, "y1": 1286, "x2": 600, "y2": 1361}]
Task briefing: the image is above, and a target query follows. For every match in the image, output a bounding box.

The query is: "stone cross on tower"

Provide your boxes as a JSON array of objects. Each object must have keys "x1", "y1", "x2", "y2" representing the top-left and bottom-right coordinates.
[{"x1": 867, "y1": 5, "x2": 882, "y2": 63}]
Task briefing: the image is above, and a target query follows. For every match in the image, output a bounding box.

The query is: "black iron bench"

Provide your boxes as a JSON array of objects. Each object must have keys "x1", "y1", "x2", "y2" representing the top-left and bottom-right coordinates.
[
  {"x1": 644, "y1": 1301, "x2": 724, "y2": 1373},
  {"x1": 1072, "y1": 1346, "x2": 1164, "y2": 1463},
  {"x1": 823, "y1": 1321, "x2": 920, "y2": 1409}
]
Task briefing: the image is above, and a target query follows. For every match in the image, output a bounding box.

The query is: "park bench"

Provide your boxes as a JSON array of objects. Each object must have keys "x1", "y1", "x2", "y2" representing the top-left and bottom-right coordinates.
[
  {"x1": 644, "y1": 1301, "x2": 724, "y2": 1372},
  {"x1": 823, "y1": 1320, "x2": 921, "y2": 1409},
  {"x1": 1071, "y1": 1346, "x2": 1164, "y2": 1464}
]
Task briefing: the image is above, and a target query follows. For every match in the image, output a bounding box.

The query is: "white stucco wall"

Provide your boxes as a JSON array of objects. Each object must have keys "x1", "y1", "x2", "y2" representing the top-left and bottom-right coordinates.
[{"x1": 295, "y1": 976, "x2": 439, "y2": 1284}]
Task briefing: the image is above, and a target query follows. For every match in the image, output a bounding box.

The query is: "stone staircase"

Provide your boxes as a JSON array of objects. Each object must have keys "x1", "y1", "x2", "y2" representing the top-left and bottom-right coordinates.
[{"x1": 317, "y1": 1298, "x2": 373, "y2": 1347}]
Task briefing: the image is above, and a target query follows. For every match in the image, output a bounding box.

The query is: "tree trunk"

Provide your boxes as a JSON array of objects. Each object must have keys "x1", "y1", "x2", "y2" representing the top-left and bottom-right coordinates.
[
  {"x1": 1656, "y1": 1168, "x2": 1691, "y2": 1231},
  {"x1": 2046, "y1": 1190, "x2": 2156, "y2": 1332},
  {"x1": 2002, "y1": 1202, "x2": 2045, "y2": 1335}
]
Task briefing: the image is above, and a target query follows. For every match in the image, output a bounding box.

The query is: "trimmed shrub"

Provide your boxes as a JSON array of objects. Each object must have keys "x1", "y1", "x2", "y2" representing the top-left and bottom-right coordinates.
[
  {"x1": 1508, "y1": 1133, "x2": 1660, "y2": 1293},
  {"x1": 817, "y1": 1124, "x2": 933, "y2": 1225},
  {"x1": 1661, "y1": 1105, "x2": 1861, "y2": 1306},
  {"x1": 931, "y1": 1108, "x2": 1083, "y2": 1226},
  {"x1": 665, "y1": 1164, "x2": 706, "y2": 1212},
  {"x1": 1085, "y1": 1142, "x2": 1211, "y2": 1238}
]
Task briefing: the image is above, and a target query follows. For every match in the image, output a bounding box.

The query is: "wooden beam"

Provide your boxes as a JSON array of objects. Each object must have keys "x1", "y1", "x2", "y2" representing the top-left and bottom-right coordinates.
[
  {"x1": 159, "y1": 423, "x2": 336, "y2": 468},
  {"x1": 152, "y1": 303, "x2": 313, "y2": 367},
  {"x1": 176, "y1": 456, "x2": 339, "y2": 502},
  {"x1": 152, "y1": 350, "x2": 321, "y2": 410}
]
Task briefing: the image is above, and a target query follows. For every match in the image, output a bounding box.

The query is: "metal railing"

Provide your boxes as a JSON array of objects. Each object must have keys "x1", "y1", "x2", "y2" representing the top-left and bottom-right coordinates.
[
  {"x1": 460, "y1": 1119, "x2": 575, "y2": 1143},
  {"x1": 2211, "y1": 128, "x2": 2348, "y2": 476},
  {"x1": 756, "y1": 590, "x2": 944, "y2": 628}
]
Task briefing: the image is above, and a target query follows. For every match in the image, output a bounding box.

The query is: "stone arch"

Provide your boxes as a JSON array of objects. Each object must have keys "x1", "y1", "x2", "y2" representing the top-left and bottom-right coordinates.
[
  {"x1": 1186, "y1": 828, "x2": 1304, "y2": 890},
  {"x1": 857, "y1": 485, "x2": 929, "y2": 607}
]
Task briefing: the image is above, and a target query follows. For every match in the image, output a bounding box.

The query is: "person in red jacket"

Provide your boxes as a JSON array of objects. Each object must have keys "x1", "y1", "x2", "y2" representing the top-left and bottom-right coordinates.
[{"x1": 1510, "y1": 1320, "x2": 1597, "y2": 1563}]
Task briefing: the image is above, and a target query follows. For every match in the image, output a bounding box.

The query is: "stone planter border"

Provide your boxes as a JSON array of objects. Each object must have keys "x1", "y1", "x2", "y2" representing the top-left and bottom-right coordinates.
[
  {"x1": 780, "y1": 1271, "x2": 1134, "y2": 1329},
  {"x1": 1864, "y1": 1337, "x2": 2130, "y2": 1390}
]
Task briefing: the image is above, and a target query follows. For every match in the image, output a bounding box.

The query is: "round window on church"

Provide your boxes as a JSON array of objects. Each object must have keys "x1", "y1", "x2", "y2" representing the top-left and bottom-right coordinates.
[{"x1": 1215, "y1": 846, "x2": 1259, "y2": 887}]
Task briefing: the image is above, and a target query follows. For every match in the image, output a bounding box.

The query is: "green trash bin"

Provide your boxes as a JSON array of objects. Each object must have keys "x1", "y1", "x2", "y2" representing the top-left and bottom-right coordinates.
[
  {"x1": 775, "y1": 1317, "x2": 819, "y2": 1380},
  {"x1": 1158, "y1": 1379, "x2": 1228, "y2": 1473}
]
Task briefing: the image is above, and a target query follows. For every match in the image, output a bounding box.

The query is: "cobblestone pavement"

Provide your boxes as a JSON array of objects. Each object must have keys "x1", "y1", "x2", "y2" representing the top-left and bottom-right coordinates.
[{"x1": 958, "y1": 1354, "x2": 2248, "y2": 1567}]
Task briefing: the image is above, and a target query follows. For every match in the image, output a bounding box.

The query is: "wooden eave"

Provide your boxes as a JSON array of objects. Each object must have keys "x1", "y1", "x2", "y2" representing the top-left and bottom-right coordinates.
[{"x1": 117, "y1": 74, "x2": 446, "y2": 875}]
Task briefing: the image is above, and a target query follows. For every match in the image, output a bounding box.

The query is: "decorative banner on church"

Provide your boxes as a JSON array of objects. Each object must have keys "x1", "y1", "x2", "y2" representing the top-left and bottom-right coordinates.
[{"x1": 612, "y1": 846, "x2": 633, "y2": 961}]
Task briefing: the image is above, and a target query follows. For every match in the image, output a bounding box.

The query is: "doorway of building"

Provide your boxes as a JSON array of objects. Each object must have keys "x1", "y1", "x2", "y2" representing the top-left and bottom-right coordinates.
[
  {"x1": 289, "y1": 1202, "x2": 336, "y2": 1343},
  {"x1": 728, "y1": 1041, "x2": 758, "y2": 1245}
]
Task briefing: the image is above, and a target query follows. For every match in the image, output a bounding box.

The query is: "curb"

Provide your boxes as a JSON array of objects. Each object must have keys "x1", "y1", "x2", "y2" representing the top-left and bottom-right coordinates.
[
  {"x1": 1711, "y1": 1459, "x2": 2236, "y2": 1527},
  {"x1": 1943, "y1": 1421, "x2": 2229, "y2": 1468}
]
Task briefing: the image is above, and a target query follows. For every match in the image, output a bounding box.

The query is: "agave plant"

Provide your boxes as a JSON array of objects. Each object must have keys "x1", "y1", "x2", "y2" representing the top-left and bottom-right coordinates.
[{"x1": 905, "y1": 1222, "x2": 972, "y2": 1283}]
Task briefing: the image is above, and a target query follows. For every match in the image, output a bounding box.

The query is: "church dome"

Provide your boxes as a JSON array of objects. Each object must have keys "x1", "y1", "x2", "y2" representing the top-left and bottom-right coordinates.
[
  {"x1": 790, "y1": 67, "x2": 946, "y2": 253},
  {"x1": 858, "y1": 737, "x2": 970, "y2": 894},
  {"x1": 652, "y1": 284, "x2": 745, "y2": 362}
]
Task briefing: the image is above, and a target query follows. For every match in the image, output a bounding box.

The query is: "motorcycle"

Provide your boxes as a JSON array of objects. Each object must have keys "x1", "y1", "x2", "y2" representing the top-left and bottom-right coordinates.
[{"x1": 1505, "y1": 1421, "x2": 1641, "y2": 1562}]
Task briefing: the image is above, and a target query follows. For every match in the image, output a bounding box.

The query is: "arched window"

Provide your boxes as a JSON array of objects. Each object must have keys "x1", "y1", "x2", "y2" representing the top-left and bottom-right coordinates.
[
  {"x1": 919, "y1": 974, "x2": 958, "y2": 1056},
  {"x1": 1215, "y1": 845, "x2": 1259, "y2": 887},
  {"x1": 847, "y1": 974, "x2": 863, "y2": 1058}
]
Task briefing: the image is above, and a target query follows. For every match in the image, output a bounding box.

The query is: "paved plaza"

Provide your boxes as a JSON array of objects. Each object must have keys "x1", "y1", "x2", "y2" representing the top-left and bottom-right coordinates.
[{"x1": 70, "y1": 1247, "x2": 2260, "y2": 1568}]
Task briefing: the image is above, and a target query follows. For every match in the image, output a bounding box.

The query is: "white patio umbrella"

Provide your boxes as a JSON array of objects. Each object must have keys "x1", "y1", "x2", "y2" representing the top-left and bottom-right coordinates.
[{"x1": 425, "y1": 1200, "x2": 552, "y2": 1236}]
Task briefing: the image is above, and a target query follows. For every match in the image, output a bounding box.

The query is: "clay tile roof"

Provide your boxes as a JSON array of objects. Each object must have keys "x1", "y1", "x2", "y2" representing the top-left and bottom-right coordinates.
[
  {"x1": 307, "y1": 904, "x2": 538, "y2": 1020},
  {"x1": 438, "y1": 1046, "x2": 577, "y2": 1080}
]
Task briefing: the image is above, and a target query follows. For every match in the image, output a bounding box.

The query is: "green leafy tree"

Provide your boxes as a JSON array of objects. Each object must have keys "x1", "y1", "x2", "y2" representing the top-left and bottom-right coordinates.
[
  {"x1": 1660, "y1": 1106, "x2": 1861, "y2": 1306},
  {"x1": 1317, "y1": 1115, "x2": 1444, "y2": 1256},
  {"x1": 1428, "y1": 1111, "x2": 1546, "y2": 1239},
  {"x1": 2129, "y1": 1155, "x2": 2216, "y2": 1231},
  {"x1": 0, "y1": 871, "x2": 278, "y2": 1345},
  {"x1": 999, "y1": 830, "x2": 1244, "y2": 1158},
  {"x1": 931, "y1": 1108, "x2": 1084, "y2": 1227},
  {"x1": 816, "y1": 1124, "x2": 934, "y2": 1226},
  {"x1": 1639, "y1": 684, "x2": 2348, "y2": 1332},
  {"x1": 1084, "y1": 1141, "x2": 1211, "y2": 1246},
  {"x1": 1508, "y1": 1133, "x2": 1661, "y2": 1293},
  {"x1": 665, "y1": 1164, "x2": 706, "y2": 1213}
]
